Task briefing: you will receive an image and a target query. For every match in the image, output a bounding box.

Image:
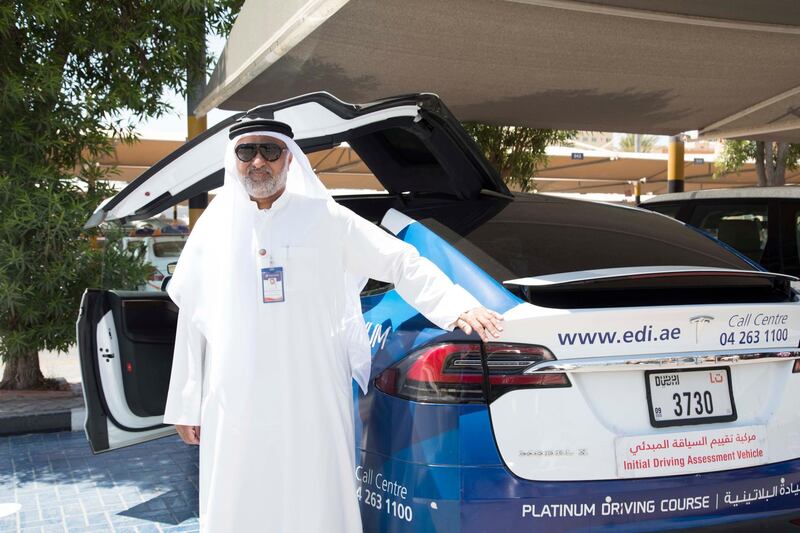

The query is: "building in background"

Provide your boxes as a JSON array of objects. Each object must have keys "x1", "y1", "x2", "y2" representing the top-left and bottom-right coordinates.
[{"x1": 574, "y1": 131, "x2": 615, "y2": 150}]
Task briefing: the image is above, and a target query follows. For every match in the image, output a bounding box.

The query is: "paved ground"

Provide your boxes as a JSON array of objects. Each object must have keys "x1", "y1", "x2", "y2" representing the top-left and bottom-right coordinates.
[
  {"x1": 0, "y1": 349, "x2": 86, "y2": 436},
  {"x1": 0, "y1": 431, "x2": 199, "y2": 533},
  {"x1": 0, "y1": 387, "x2": 84, "y2": 437},
  {"x1": 0, "y1": 388, "x2": 83, "y2": 418}
]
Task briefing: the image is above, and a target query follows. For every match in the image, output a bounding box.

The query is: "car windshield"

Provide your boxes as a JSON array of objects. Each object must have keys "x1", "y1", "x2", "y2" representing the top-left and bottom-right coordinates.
[
  {"x1": 153, "y1": 241, "x2": 185, "y2": 258},
  {"x1": 419, "y1": 195, "x2": 755, "y2": 283}
]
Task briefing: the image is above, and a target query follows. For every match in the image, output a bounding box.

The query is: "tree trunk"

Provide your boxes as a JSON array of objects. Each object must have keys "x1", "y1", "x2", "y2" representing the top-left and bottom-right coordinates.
[
  {"x1": 755, "y1": 141, "x2": 767, "y2": 186},
  {"x1": 0, "y1": 351, "x2": 46, "y2": 390},
  {"x1": 764, "y1": 141, "x2": 776, "y2": 186},
  {"x1": 773, "y1": 142, "x2": 790, "y2": 186}
]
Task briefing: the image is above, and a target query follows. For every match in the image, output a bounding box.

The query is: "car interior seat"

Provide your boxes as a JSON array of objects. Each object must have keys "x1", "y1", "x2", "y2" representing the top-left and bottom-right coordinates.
[{"x1": 717, "y1": 219, "x2": 763, "y2": 263}]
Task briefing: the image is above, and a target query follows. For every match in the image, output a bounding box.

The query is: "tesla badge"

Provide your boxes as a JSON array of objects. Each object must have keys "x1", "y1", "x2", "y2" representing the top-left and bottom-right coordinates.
[{"x1": 689, "y1": 315, "x2": 714, "y2": 343}]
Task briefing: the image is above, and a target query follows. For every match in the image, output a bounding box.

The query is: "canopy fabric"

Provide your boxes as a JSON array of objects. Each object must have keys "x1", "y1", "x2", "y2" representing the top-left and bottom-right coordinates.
[
  {"x1": 197, "y1": 0, "x2": 800, "y2": 142},
  {"x1": 101, "y1": 142, "x2": 800, "y2": 195}
]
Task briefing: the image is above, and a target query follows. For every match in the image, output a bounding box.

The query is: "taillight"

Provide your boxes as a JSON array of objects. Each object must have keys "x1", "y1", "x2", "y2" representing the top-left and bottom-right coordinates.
[
  {"x1": 375, "y1": 342, "x2": 569, "y2": 403},
  {"x1": 793, "y1": 359, "x2": 800, "y2": 373},
  {"x1": 148, "y1": 268, "x2": 164, "y2": 281}
]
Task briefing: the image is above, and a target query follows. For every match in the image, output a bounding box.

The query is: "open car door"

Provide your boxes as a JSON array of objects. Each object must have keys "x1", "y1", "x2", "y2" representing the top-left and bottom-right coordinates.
[{"x1": 77, "y1": 289, "x2": 178, "y2": 452}]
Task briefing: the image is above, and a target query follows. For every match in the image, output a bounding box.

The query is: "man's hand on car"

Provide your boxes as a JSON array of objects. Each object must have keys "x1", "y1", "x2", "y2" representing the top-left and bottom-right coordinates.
[
  {"x1": 455, "y1": 307, "x2": 504, "y2": 342},
  {"x1": 176, "y1": 424, "x2": 201, "y2": 445}
]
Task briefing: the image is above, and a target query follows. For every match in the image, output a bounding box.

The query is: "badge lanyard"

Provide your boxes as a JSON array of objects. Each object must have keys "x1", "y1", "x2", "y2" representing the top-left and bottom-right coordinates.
[{"x1": 258, "y1": 225, "x2": 285, "y2": 304}]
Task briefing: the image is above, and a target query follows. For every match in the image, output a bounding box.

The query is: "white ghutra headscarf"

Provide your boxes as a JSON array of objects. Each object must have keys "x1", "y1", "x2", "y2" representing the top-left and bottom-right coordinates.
[{"x1": 167, "y1": 118, "x2": 372, "y2": 391}]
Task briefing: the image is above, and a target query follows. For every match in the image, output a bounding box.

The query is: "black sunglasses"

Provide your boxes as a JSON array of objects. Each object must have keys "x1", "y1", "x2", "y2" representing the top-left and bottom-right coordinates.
[{"x1": 235, "y1": 143, "x2": 287, "y2": 162}]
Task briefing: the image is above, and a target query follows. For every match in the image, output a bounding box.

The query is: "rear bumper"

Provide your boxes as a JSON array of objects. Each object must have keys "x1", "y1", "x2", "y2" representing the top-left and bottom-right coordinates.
[
  {"x1": 462, "y1": 458, "x2": 800, "y2": 532},
  {"x1": 358, "y1": 451, "x2": 800, "y2": 533}
]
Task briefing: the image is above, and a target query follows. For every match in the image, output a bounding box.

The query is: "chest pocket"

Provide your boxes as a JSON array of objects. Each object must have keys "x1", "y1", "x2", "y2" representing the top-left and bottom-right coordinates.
[{"x1": 281, "y1": 246, "x2": 322, "y2": 294}]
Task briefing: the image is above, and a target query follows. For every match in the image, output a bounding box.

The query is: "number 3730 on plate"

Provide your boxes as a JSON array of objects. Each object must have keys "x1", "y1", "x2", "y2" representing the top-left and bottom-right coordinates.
[{"x1": 645, "y1": 368, "x2": 737, "y2": 428}]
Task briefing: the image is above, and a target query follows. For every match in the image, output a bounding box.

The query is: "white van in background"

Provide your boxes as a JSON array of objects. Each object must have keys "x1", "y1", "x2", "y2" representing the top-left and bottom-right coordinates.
[{"x1": 121, "y1": 235, "x2": 186, "y2": 291}]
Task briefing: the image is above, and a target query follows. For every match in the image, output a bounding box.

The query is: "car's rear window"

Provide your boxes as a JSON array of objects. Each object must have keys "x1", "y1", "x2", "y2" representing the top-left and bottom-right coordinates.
[
  {"x1": 420, "y1": 195, "x2": 755, "y2": 283},
  {"x1": 643, "y1": 202, "x2": 681, "y2": 219},
  {"x1": 688, "y1": 202, "x2": 768, "y2": 264},
  {"x1": 153, "y1": 241, "x2": 185, "y2": 258}
]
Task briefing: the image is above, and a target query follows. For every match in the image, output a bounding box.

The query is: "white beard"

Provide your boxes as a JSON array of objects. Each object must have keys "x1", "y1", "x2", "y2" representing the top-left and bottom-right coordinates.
[{"x1": 240, "y1": 163, "x2": 288, "y2": 198}]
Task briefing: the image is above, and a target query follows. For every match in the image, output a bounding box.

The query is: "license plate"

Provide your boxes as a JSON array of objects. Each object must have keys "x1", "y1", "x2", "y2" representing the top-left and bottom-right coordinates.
[{"x1": 645, "y1": 367, "x2": 737, "y2": 428}]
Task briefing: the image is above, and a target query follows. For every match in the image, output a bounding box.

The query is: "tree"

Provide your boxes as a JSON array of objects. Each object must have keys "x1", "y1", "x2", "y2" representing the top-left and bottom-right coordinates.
[
  {"x1": 618, "y1": 134, "x2": 658, "y2": 153},
  {"x1": 0, "y1": 177, "x2": 153, "y2": 389},
  {"x1": 715, "y1": 140, "x2": 800, "y2": 186},
  {"x1": 463, "y1": 124, "x2": 576, "y2": 192},
  {"x1": 0, "y1": 1, "x2": 243, "y2": 389}
]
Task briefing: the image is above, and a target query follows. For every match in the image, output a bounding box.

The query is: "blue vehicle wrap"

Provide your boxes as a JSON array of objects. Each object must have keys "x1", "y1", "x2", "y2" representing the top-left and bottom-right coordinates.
[
  {"x1": 393, "y1": 219, "x2": 523, "y2": 315},
  {"x1": 353, "y1": 217, "x2": 800, "y2": 532}
]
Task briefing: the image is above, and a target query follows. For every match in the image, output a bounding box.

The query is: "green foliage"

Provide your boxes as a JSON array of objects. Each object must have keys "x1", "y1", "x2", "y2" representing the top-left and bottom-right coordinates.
[
  {"x1": 715, "y1": 140, "x2": 757, "y2": 177},
  {"x1": 0, "y1": 1, "x2": 243, "y2": 370},
  {"x1": 0, "y1": 176, "x2": 96, "y2": 357},
  {"x1": 95, "y1": 226, "x2": 153, "y2": 291},
  {"x1": 0, "y1": 178, "x2": 150, "y2": 357},
  {"x1": 783, "y1": 145, "x2": 800, "y2": 172},
  {"x1": 715, "y1": 140, "x2": 800, "y2": 186},
  {"x1": 618, "y1": 134, "x2": 658, "y2": 153},
  {"x1": 462, "y1": 124, "x2": 576, "y2": 192}
]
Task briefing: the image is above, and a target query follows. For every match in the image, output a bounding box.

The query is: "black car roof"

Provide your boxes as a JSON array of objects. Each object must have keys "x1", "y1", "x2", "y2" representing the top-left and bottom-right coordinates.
[{"x1": 642, "y1": 186, "x2": 800, "y2": 204}]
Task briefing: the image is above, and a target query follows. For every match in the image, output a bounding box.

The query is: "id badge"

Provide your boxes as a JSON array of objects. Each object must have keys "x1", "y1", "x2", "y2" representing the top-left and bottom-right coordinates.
[{"x1": 261, "y1": 267, "x2": 285, "y2": 303}]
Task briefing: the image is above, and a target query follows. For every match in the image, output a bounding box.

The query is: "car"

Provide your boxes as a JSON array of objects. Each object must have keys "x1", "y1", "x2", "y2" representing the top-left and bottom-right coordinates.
[
  {"x1": 77, "y1": 93, "x2": 800, "y2": 532},
  {"x1": 641, "y1": 187, "x2": 800, "y2": 284},
  {"x1": 121, "y1": 234, "x2": 187, "y2": 291}
]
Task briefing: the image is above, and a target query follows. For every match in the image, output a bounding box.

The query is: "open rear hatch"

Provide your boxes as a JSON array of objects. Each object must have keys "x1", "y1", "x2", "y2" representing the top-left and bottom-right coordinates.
[
  {"x1": 486, "y1": 266, "x2": 800, "y2": 481},
  {"x1": 85, "y1": 92, "x2": 509, "y2": 228}
]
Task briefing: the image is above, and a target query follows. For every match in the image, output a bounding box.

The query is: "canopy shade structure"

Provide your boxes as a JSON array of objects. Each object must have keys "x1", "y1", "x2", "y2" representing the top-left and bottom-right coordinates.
[
  {"x1": 94, "y1": 139, "x2": 183, "y2": 182},
  {"x1": 533, "y1": 148, "x2": 798, "y2": 195},
  {"x1": 197, "y1": 0, "x2": 800, "y2": 142},
  {"x1": 99, "y1": 137, "x2": 800, "y2": 196}
]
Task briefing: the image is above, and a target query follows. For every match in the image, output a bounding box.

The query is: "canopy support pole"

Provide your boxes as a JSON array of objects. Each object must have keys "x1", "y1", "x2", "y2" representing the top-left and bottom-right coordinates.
[
  {"x1": 188, "y1": 8, "x2": 208, "y2": 230},
  {"x1": 668, "y1": 135, "x2": 685, "y2": 193},
  {"x1": 187, "y1": 114, "x2": 208, "y2": 229}
]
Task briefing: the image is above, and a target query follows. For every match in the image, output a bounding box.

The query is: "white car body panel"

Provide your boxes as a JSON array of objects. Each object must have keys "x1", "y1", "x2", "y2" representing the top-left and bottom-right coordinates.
[
  {"x1": 273, "y1": 102, "x2": 419, "y2": 139},
  {"x1": 95, "y1": 311, "x2": 165, "y2": 430},
  {"x1": 91, "y1": 103, "x2": 420, "y2": 225},
  {"x1": 492, "y1": 301, "x2": 800, "y2": 481}
]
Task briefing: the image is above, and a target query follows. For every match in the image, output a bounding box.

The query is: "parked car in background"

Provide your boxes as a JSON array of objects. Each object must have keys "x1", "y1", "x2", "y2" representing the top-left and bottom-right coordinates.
[
  {"x1": 121, "y1": 235, "x2": 187, "y2": 291},
  {"x1": 78, "y1": 93, "x2": 800, "y2": 532},
  {"x1": 127, "y1": 217, "x2": 190, "y2": 237},
  {"x1": 641, "y1": 187, "x2": 800, "y2": 281}
]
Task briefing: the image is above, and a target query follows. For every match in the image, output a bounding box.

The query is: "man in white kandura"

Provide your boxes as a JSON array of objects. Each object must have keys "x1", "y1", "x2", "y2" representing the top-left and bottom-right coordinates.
[{"x1": 163, "y1": 112, "x2": 503, "y2": 533}]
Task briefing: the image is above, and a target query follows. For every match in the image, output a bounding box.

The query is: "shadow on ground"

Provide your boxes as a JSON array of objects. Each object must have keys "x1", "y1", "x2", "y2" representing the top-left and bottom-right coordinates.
[{"x1": 0, "y1": 431, "x2": 199, "y2": 532}]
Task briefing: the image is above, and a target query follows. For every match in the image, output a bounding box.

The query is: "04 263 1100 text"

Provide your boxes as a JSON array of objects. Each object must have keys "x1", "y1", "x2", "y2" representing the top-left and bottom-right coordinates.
[{"x1": 719, "y1": 328, "x2": 788, "y2": 346}]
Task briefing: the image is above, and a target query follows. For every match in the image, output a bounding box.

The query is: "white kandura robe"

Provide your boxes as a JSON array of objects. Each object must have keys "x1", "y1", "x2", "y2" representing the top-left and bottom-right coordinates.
[{"x1": 163, "y1": 191, "x2": 480, "y2": 533}]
